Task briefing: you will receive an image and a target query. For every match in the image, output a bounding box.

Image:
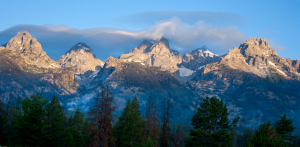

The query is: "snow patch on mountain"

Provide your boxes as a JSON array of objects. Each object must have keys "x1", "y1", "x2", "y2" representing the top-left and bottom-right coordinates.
[
  {"x1": 90, "y1": 68, "x2": 100, "y2": 78},
  {"x1": 75, "y1": 75, "x2": 81, "y2": 80},
  {"x1": 178, "y1": 66, "x2": 195, "y2": 77},
  {"x1": 268, "y1": 61, "x2": 276, "y2": 66},
  {"x1": 83, "y1": 46, "x2": 90, "y2": 51},
  {"x1": 198, "y1": 65, "x2": 205, "y2": 70},
  {"x1": 277, "y1": 69, "x2": 287, "y2": 76}
]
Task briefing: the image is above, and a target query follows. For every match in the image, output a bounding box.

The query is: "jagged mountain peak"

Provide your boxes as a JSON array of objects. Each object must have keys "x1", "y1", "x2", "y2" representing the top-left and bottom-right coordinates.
[
  {"x1": 240, "y1": 37, "x2": 277, "y2": 57},
  {"x1": 59, "y1": 42, "x2": 104, "y2": 74},
  {"x1": 136, "y1": 37, "x2": 170, "y2": 53},
  {"x1": 2, "y1": 30, "x2": 60, "y2": 69},
  {"x1": 66, "y1": 42, "x2": 93, "y2": 54},
  {"x1": 191, "y1": 46, "x2": 217, "y2": 57},
  {"x1": 119, "y1": 38, "x2": 181, "y2": 73}
]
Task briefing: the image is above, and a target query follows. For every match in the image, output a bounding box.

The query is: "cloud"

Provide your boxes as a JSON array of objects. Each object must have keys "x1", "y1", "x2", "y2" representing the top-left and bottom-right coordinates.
[
  {"x1": 116, "y1": 11, "x2": 244, "y2": 28},
  {"x1": 0, "y1": 17, "x2": 247, "y2": 61}
]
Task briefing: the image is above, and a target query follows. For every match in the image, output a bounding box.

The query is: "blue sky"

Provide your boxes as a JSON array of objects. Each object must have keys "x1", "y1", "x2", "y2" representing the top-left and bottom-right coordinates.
[{"x1": 0, "y1": 0, "x2": 299, "y2": 61}]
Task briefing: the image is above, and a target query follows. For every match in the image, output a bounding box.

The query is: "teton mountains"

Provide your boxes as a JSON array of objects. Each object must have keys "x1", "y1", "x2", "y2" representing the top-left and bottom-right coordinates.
[{"x1": 1, "y1": 30, "x2": 300, "y2": 131}]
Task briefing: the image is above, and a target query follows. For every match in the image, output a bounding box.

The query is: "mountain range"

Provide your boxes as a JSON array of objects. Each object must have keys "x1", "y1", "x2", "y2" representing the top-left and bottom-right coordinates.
[{"x1": 1, "y1": 30, "x2": 300, "y2": 132}]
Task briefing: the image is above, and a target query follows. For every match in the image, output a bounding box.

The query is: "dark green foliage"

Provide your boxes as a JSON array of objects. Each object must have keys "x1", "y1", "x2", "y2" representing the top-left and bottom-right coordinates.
[
  {"x1": 247, "y1": 121, "x2": 285, "y2": 147},
  {"x1": 145, "y1": 136, "x2": 154, "y2": 147},
  {"x1": 185, "y1": 97, "x2": 239, "y2": 147},
  {"x1": 114, "y1": 96, "x2": 143, "y2": 147},
  {"x1": 274, "y1": 114, "x2": 297, "y2": 146},
  {"x1": 66, "y1": 127, "x2": 84, "y2": 147},
  {"x1": 71, "y1": 109, "x2": 85, "y2": 131},
  {"x1": 67, "y1": 109, "x2": 87, "y2": 147},
  {"x1": 235, "y1": 128, "x2": 253, "y2": 147},
  {"x1": 65, "y1": 133, "x2": 76, "y2": 147},
  {"x1": 13, "y1": 93, "x2": 48, "y2": 146},
  {"x1": 45, "y1": 95, "x2": 65, "y2": 147}
]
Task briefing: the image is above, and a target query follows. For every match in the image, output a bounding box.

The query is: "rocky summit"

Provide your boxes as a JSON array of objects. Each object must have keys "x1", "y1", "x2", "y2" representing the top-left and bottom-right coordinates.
[
  {"x1": 119, "y1": 38, "x2": 182, "y2": 73},
  {"x1": 58, "y1": 42, "x2": 104, "y2": 75},
  {"x1": 1, "y1": 30, "x2": 300, "y2": 133},
  {"x1": 2, "y1": 30, "x2": 59, "y2": 69}
]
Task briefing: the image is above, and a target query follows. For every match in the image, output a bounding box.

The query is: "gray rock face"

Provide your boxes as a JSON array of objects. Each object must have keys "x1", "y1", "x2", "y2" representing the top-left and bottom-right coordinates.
[
  {"x1": 181, "y1": 46, "x2": 220, "y2": 70},
  {"x1": 175, "y1": 46, "x2": 220, "y2": 82},
  {"x1": 4, "y1": 30, "x2": 60, "y2": 69},
  {"x1": 119, "y1": 38, "x2": 182, "y2": 73},
  {"x1": 58, "y1": 42, "x2": 104, "y2": 75}
]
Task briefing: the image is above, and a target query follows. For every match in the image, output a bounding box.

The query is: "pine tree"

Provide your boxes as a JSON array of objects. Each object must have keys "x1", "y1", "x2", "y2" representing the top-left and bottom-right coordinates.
[
  {"x1": 185, "y1": 97, "x2": 239, "y2": 147},
  {"x1": 274, "y1": 114, "x2": 297, "y2": 146},
  {"x1": 6, "y1": 96, "x2": 22, "y2": 146},
  {"x1": 72, "y1": 109, "x2": 85, "y2": 131},
  {"x1": 114, "y1": 96, "x2": 143, "y2": 147},
  {"x1": 247, "y1": 121, "x2": 285, "y2": 147},
  {"x1": 145, "y1": 136, "x2": 154, "y2": 147},
  {"x1": 44, "y1": 95, "x2": 65, "y2": 147},
  {"x1": 13, "y1": 93, "x2": 48, "y2": 146},
  {"x1": 65, "y1": 133, "x2": 76, "y2": 147},
  {"x1": 114, "y1": 100, "x2": 131, "y2": 147},
  {"x1": 66, "y1": 126, "x2": 84, "y2": 147},
  {"x1": 88, "y1": 84, "x2": 117, "y2": 147},
  {"x1": 159, "y1": 97, "x2": 173, "y2": 147},
  {"x1": 143, "y1": 96, "x2": 159, "y2": 147}
]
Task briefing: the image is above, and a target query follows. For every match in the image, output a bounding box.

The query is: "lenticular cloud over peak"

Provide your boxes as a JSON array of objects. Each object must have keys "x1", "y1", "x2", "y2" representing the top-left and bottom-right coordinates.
[{"x1": 0, "y1": 17, "x2": 246, "y2": 61}]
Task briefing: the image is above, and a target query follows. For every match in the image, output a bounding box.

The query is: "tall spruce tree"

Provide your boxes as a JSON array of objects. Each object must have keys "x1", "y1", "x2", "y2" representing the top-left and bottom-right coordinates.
[
  {"x1": 185, "y1": 97, "x2": 239, "y2": 147},
  {"x1": 114, "y1": 96, "x2": 143, "y2": 147},
  {"x1": 247, "y1": 121, "x2": 285, "y2": 147},
  {"x1": 274, "y1": 114, "x2": 297, "y2": 146},
  {"x1": 88, "y1": 84, "x2": 117, "y2": 147},
  {"x1": 143, "y1": 96, "x2": 159, "y2": 147},
  {"x1": 159, "y1": 97, "x2": 173, "y2": 147},
  {"x1": 45, "y1": 95, "x2": 65, "y2": 147},
  {"x1": 145, "y1": 136, "x2": 154, "y2": 147},
  {"x1": 13, "y1": 93, "x2": 48, "y2": 146}
]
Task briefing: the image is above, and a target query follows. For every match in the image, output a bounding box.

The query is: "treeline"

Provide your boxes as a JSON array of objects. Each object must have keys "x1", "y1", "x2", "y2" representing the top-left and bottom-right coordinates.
[{"x1": 0, "y1": 84, "x2": 299, "y2": 147}]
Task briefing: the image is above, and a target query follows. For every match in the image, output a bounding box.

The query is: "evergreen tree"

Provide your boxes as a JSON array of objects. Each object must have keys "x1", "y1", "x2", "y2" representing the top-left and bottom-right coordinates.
[
  {"x1": 72, "y1": 109, "x2": 85, "y2": 131},
  {"x1": 185, "y1": 97, "x2": 239, "y2": 147},
  {"x1": 66, "y1": 126, "x2": 84, "y2": 147},
  {"x1": 0, "y1": 99, "x2": 6, "y2": 143},
  {"x1": 274, "y1": 114, "x2": 297, "y2": 146},
  {"x1": 6, "y1": 96, "x2": 22, "y2": 146},
  {"x1": 236, "y1": 128, "x2": 253, "y2": 147},
  {"x1": 143, "y1": 96, "x2": 159, "y2": 147},
  {"x1": 88, "y1": 84, "x2": 117, "y2": 147},
  {"x1": 45, "y1": 95, "x2": 65, "y2": 147},
  {"x1": 13, "y1": 93, "x2": 48, "y2": 146},
  {"x1": 114, "y1": 96, "x2": 143, "y2": 147},
  {"x1": 114, "y1": 100, "x2": 131, "y2": 146},
  {"x1": 159, "y1": 97, "x2": 173, "y2": 147},
  {"x1": 247, "y1": 121, "x2": 285, "y2": 147},
  {"x1": 145, "y1": 136, "x2": 154, "y2": 147},
  {"x1": 65, "y1": 133, "x2": 76, "y2": 147}
]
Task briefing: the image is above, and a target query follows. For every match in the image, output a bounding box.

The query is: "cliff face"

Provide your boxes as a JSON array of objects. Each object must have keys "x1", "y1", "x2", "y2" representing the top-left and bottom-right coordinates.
[
  {"x1": 58, "y1": 42, "x2": 104, "y2": 75},
  {"x1": 118, "y1": 38, "x2": 182, "y2": 73},
  {"x1": 0, "y1": 31, "x2": 78, "y2": 99},
  {"x1": 4, "y1": 30, "x2": 60, "y2": 69}
]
